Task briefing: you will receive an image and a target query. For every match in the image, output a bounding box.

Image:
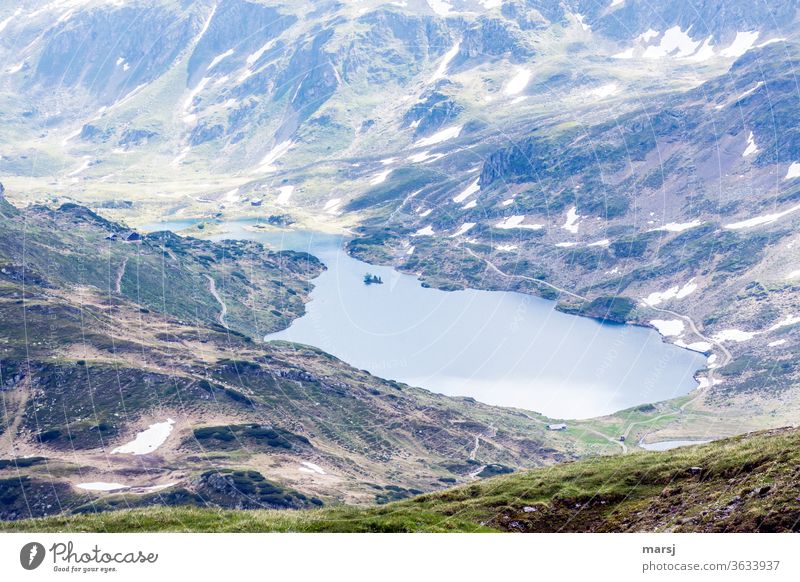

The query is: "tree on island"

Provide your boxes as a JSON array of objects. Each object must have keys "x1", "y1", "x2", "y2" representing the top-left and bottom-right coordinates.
[{"x1": 363, "y1": 273, "x2": 383, "y2": 285}]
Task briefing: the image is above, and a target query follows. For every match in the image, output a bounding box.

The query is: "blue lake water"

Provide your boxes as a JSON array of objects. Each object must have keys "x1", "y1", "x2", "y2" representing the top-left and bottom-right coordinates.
[{"x1": 186, "y1": 221, "x2": 708, "y2": 419}]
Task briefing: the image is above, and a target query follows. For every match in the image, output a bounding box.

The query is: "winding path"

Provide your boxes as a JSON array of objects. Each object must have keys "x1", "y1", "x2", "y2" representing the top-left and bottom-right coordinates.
[
  {"x1": 647, "y1": 304, "x2": 733, "y2": 410},
  {"x1": 464, "y1": 247, "x2": 588, "y2": 301},
  {"x1": 114, "y1": 257, "x2": 128, "y2": 294},
  {"x1": 204, "y1": 274, "x2": 228, "y2": 329}
]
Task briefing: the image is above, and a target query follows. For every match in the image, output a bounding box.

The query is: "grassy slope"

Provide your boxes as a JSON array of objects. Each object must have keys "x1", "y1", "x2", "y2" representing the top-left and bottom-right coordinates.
[
  {"x1": 0, "y1": 199, "x2": 324, "y2": 338},
  {"x1": 5, "y1": 427, "x2": 798, "y2": 533}
]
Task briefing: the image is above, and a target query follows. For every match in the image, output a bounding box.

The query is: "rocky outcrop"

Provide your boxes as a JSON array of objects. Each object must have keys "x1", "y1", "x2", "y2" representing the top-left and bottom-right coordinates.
[
  {"x1": 457, "y1": 17, "x2": 534, "y2": 62},
  {"x1": 79, "y1": 124, "x2": 113, "y2": 142},
  {"x1": 118, "y1": 128, "x2": 158, "y2": 148},
  {"x1": 404, "y1": 90, "x2": 463, "y2": 136},
  {"x1": 191, "y1": 469, "x2": 321, "y2": 510},
  {"x1": 189, "y1": 123, "x2": 224, "y2": 146}
]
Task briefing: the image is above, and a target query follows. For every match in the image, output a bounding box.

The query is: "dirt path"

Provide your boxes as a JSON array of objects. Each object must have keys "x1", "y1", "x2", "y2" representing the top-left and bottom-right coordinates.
[
  {"x1": 464, "y1": 247, "x2": 588, "y2": 301},
  {"x1": 585, "y1": 426, "x2": 628, "y2": 453},
  {"x1": 647, "y1": 304, "x2": 732, "y2": 411},
  {"x1": 204, "y1": 274, "x2": 228, "y2": 329},
  {"x1": 114, "y1": 257, "x2": 128, "y2": 294}
]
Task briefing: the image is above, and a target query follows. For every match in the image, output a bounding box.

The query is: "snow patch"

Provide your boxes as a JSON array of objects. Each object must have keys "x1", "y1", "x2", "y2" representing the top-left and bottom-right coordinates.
[
  {"x1": 171, "y1": 146, "x2": 190, "y2": 167},
  {"x1": 737, "y1": 81, "x2": 764, "y2": 101},
  {"x1": 370, "y1": 169, "x2": 392, "y2": 185},
  {"x1": 182, "y1": 76, "x2": 211, "y2": 122},
  {"x1": 650, "y1": 319, "x2": 684, "y2": 337},
  {"x1": 324, "y1": 198, "x2": 341, "y2": 211},
  {"x1": 675, "y1": 279, "x2": 698, "y2": 299},
  {"x1": 299, "y1": 461, "x2": 326, "y2": 475},
  {"x1": 496, "y1": 215, "x2": 543, "y2": 230},
  {"x1": 784, "y1": 162, "x2": 800, "y2": 180},
  {"x1": 650, "y1": 220, "x2": 704, "y2": 233},
  {"x1": 713, "y1": 329, "x2": 757, "y2": 343},
  {"x1": 61, "y1": 127, "x2": 82, "y2": 145},
  {"x1": 643, "y1": 280, "x2": 697, "y2": 306},
  {"x1": 223, "y1": 188, "x2": 240, "y2": 203},
  {"x1": 111, "y1": 419, "x2": 175, "y2": 456},
  {"x1": 0, "y1": 8, "x2": 22, "y2": 33},
  {"x1": 259, "y1": 140, "x2": 293, "y2": 172},
  {"x1": 275, "y1": 185, "x2": 294, "y2": 205},
  {"x1": 427, "y1": 0, "x2": 453, "y2": 17},
  {"x1": 496, "y1": 244, "x2": 517, "y2": 252},
  {"x1": 685, "y1": 36, "x2": 716, "y2": 62},
  {"x1": 429, "y1": 40, "x2": 460, "y2": 83},
  {"x1": 742, "y1": 131, "x2": 758, "y2": 157},
  {"x1": 413, "y1": 225, "x2": 435, "y2": 236},
  {"x1": 414, "y1": 125, "x2": 462, "y2": 148},
  {"x1": 562, "y1": 206, "x2": 580, "y2": 234},
  {"x1": 675, "y1": 340, "x2": 713, "y2": 353},
  {"x1": 588, "y1": 83, "x2": 619, "y2": 99},
  {"x1": 247, "y1": 39, "x2": 276, "y2": 65},
  {"x1": 612, "y1": 47, "x2": 635, "y2": 59},
  {"x1": 769, "y1": 315, "x2": 800, "y2": 331},
  {"x1": 452, "y1": 179, "x2": 479, "y2": 203},
  {"x1": 720, "y1": 31, "x2": 760, "y2": 58},
  {"x1": 66, "y1": 157, "x2": 92, "y2": 178},
  {"x1": 637, "y1": 29, "x2": 659, "y2": 43},
  {"x1": 408, "y1": 150, "x2": 439, "y2": 163},
  {"x1": 724, "y1": 203, "x2": 800, "y2": 230},
  {"x1": 642, "y1": 26, "x2": 700, "y2": 59},
  {"x1": 143, "y1": 482, "x2": 178, "y2": 492},
  {"x1": 450, "y1": 222, "x2": 476, "y2": 237},
  {"x1": 768, "y1": 339, "x2": 787, "y2": 347},
  {"x1": 77, "y1": 482, "x2": 130, "y2": 492},
  {"x1": 503, "y1": 69, "x2": 531, "y2": 96}
]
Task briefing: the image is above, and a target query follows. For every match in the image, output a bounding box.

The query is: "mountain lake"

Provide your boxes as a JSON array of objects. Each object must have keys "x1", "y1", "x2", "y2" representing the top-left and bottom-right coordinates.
[{"x1": 143, "y1": 220, "x2": 708, "y2": 419}]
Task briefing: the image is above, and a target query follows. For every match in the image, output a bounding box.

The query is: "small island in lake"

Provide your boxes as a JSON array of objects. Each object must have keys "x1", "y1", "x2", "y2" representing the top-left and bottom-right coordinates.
[{"x1": 363, "y1": 273, "x2": 383, "y2": 285}]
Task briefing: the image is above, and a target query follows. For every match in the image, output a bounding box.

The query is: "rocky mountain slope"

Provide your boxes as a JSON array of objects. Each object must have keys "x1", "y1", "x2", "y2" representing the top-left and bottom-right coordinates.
[
  {"x1": 4, "y1": 426, "x2": 799, "y2": 532},
  {"x1": 0, "y1": 187, "x2": 323, "y2": 336},
  {"x1": 1, "y1": 193, "x2": 602, "y2": 521},
  {"x1": 2, "y1": 1, "x2": 795, "y2": 213}
]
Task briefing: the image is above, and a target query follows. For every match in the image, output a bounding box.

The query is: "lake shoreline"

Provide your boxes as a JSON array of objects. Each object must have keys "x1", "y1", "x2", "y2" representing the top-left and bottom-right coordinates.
[{"x1": 140, "y1": 218, "x2": 710, "y2": 420}]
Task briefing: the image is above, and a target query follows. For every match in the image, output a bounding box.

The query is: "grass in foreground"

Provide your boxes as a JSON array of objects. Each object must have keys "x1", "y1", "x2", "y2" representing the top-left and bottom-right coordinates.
[{"x1": 3, "y1": 428, "x2": 799, "y2": 533}]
